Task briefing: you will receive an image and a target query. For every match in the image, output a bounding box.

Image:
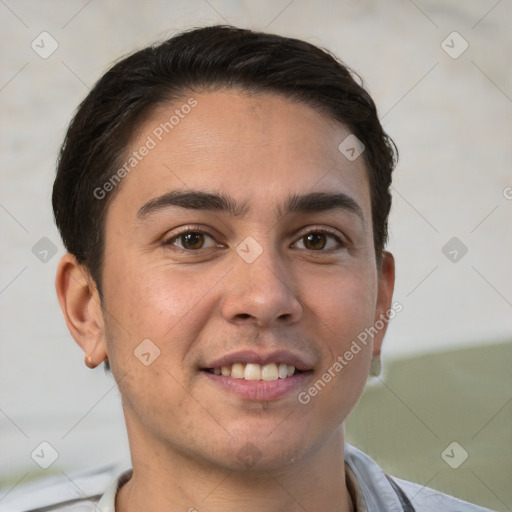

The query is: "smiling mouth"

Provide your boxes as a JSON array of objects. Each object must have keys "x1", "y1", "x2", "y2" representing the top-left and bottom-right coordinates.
[{"x1": 204, "y1": 363, "x2": 304, "y2": 381}]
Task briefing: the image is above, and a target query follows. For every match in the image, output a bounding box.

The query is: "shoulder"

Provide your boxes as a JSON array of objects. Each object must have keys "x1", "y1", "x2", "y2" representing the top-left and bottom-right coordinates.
[
  {"x1": 344, "y1": 443, "x2": 496, "y2": 512},
  {"x1": 391, "y1": 476, "x2": 495, "y2": 512},
  {"x1": 0, "y1": 465, "x2": 123, "y2": 512}
]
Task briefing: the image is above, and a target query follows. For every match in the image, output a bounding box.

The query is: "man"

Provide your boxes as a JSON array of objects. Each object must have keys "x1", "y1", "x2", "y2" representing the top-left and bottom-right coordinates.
[{"x1": 13, "y1": 25, "x2": 494, "y2": 511}]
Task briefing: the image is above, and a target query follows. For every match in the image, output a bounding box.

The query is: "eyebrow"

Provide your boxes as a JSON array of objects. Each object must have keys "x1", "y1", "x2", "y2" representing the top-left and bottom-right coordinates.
[
  {"x1": 137, "y1": 190, "x2": 249, "y2": 219},
  {"x1": 136, "y1": 190, "x2": 364, "y2": 222},
  {"x1": 282, "y1": 192, "x2": 364, "y2": 221}
]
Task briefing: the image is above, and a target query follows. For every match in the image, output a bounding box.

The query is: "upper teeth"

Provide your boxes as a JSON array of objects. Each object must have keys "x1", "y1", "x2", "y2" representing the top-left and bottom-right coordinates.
[{"x1": 212, "y1": 363, "x2": 296, "y2": 381}]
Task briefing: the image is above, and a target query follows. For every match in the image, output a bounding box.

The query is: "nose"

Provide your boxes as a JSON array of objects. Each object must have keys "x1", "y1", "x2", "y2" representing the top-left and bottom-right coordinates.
[{"x1": 221, "y1": 247, "x2": 303, "y2": 328}]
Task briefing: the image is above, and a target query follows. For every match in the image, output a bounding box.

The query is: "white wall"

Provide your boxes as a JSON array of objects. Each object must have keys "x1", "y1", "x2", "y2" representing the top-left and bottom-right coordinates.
[{"x1": 1, "y1": 0, "x2": 511, "y2": 483}]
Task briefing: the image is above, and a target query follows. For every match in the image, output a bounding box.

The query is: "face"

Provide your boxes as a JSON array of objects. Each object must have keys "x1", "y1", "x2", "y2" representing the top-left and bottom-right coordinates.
[{"x1": 99, "y1": 89, "x2": 393, "y2": 471}]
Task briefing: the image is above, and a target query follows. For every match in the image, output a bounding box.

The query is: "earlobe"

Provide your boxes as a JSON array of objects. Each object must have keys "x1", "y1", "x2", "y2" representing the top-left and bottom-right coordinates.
[
  {"x1": 55, "y1": 253, "x2": 107, "y2": 368},
  {"x1": 372, "y1": 251, "x2": 395, "y2": 359}
]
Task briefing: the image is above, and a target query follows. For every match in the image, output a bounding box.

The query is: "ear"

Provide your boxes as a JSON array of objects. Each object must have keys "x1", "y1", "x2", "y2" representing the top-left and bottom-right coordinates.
[
  {"x1": 372, "y1": 251, "x2": 395, "y2": 359},
  {"x1": 55, "y1": 253, "x2": 107, "y2": 368}
]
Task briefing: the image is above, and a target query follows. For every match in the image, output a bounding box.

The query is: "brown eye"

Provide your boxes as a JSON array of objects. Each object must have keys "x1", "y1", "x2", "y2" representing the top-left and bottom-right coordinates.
[
  {"x1": 293, "y1": 231, "x2": 343, "y2": 251},
  {"x1": 167, "y1": 231, "x2": 218, "y2": 250},
  {"x1": 180, "y1": 232, "x2": 204, "y2": 249},
  {"x1": 303, "y1": 233, "x2": 327, "y2": 250}
]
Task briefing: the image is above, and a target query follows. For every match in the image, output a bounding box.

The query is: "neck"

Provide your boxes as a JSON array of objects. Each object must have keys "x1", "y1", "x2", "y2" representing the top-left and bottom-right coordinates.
[{"x1": 116, "y1": 425, "x2": 353, "y2": 512}]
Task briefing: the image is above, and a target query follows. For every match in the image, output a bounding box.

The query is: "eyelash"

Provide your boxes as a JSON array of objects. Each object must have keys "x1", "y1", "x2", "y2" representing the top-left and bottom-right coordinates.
[{"x1": 163, "y1": 225, "x2": 345, "y2": 252}]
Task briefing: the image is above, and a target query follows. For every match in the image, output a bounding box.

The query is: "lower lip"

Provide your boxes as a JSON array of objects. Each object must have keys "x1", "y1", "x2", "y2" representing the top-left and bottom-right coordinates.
[{"x1": 201, "y1": 371, "x2": 311, "y2": 401}]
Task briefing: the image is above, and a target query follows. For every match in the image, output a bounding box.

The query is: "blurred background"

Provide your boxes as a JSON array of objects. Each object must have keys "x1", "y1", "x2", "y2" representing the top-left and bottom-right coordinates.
[{"x1": 1, "y1": 0, "x2": 511, "y2": 509}]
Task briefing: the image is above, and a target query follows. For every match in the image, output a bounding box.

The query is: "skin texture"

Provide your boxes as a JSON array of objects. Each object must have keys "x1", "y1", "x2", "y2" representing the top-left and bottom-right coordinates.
[{"x1": 56, "y1": 89, "x2": 395, "y2": 512}]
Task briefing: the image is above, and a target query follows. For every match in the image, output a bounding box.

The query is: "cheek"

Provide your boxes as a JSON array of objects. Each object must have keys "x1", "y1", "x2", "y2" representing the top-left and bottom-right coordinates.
[
  {"x1": 307, "y1": 264, "x2": 377, "y2": 344},
  {"x1": 104, "y1": 257, "x2": 206, "y2": 329},
  {"x1": 101, "y1": 258, "x2": 224, "y2": 371},
  {"x1": 303, "y1": 266, "x2": 377, "y2": 402},
  {"x1": 100, "y1": 264, "x2": 211, "y2": 428}
]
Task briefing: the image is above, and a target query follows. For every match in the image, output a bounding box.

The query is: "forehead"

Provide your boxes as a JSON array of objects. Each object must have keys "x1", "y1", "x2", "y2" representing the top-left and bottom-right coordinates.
[{"x1": 108, "y1": 89, "x2": 371, "y2": 219}]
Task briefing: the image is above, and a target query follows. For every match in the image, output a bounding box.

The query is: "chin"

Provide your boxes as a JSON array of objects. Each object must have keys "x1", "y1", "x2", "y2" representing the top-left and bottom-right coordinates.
[{"x1": 203, "y1": 429, "x2": 318, "y2": 473}]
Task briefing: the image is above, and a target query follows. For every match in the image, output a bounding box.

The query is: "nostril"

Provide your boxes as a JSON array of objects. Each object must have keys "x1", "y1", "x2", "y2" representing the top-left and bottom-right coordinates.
[{"x1": 237, "y1": 313, "x2": 251, "y2": 319}]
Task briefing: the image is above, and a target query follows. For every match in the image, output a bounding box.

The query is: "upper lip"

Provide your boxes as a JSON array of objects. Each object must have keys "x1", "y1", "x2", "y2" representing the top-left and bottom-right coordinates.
[{"x1": 203, "y1": 349, "x2": 315, "y2": 372}]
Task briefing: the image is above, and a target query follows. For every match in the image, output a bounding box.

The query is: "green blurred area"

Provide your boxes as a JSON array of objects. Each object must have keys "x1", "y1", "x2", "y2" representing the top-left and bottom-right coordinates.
[{"x1": 346, "y1": 340, "x2": 512, "y2": 512}]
